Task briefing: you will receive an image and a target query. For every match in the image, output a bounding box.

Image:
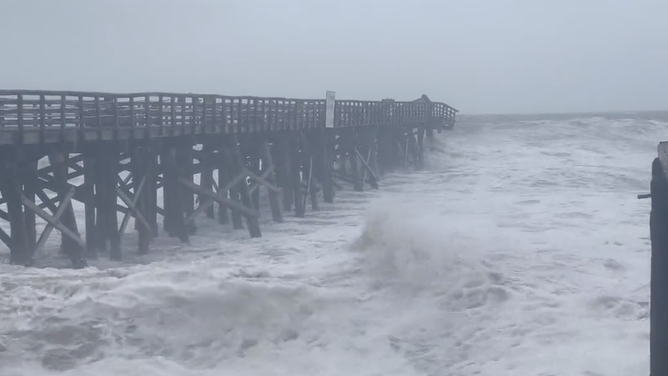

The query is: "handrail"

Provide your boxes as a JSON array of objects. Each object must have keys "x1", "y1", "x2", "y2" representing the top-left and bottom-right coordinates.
[{"x1": 0, "y1": 90, "x2": 458, "y2": 137}]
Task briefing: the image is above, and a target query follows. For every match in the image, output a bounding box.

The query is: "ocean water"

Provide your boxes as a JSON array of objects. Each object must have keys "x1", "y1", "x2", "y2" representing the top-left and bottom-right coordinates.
[{"x1": 0, "y1": 112, "x2": 663, "y2": 375}]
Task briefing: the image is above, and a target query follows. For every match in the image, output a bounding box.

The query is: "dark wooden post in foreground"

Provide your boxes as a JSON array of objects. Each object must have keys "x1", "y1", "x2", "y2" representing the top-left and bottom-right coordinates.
[{"x1": 651, "y1": 141, "x2": 668, "y2": 376}]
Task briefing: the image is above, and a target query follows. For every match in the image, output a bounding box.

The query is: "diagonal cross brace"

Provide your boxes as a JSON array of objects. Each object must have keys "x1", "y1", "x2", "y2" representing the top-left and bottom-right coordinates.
[
  {"x1": 179, "y1": 177, "x2": 258, "y2": 225},
  {"x1": 116, "y1": 177, "x2": 151, "y2": 236},
  {"x1": 21, "y1": 187, "x2": 85, "y2": 254},
  {"x1": 32, "y1": 187, "x2": 76, "y2": 256},
  {"x1": 185, "y1": 169, "x2": 247, "y2": 225},
  {"x1": 247, "y1": 165, "x2": 280, "y2": 195}
]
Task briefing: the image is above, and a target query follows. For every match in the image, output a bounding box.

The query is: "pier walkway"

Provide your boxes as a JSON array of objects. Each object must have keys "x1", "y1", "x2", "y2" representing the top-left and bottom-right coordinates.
[{"x1": 0, "y1": 90, "x2": 457, "y2": 268}]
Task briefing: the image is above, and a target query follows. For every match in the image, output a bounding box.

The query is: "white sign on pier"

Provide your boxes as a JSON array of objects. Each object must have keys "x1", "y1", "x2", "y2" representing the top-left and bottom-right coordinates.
[{"x1": 325, "y1": 91, "x2": 335, "y2": 128}]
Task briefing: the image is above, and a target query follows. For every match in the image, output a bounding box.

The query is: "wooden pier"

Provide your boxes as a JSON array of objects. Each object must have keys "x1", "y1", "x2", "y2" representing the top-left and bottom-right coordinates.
[{"x1": 0, "y1": 90, "x2": 457, "y2": 268}]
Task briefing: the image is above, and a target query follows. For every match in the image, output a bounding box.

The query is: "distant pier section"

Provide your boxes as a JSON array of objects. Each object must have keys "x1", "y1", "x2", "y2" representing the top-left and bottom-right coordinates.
[{"x1": 0, "y1": 90, "x2": 457, "y2": 268}]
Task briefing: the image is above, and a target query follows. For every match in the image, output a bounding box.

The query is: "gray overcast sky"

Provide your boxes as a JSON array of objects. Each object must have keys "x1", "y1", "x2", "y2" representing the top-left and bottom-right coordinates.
[{"x1": 2, "y1": 0, "x2": 668, "y2": 114}]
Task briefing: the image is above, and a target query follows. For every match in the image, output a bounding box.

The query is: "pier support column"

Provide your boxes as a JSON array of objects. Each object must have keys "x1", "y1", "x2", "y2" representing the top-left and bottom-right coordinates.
[
  {"x1": 415, "y1": 125, "x2": 426, "y2": 170},
  {"x1": 216, "y1": 144, "x2": 231, "y2": 226},
  {"x1": 144, "y1": 142, "x2": 159, "y2": 237},
  {"x1": 261, "y1": 140, "x2": 284, "y2": 222},
  {"x1": 318, "y1": 128, "x2": 335, "y2": 203},
  {"x1": 223, "y1": 146, "x2": 244, "y2": 230},
  {"x1": 83, "y1": 145, "x2": 98, "y2": 259},
  {"x1": 129, "y1": 143, "x2": 153, "y2": 254},
  {"x1": 288, "y1": 134, "x2": 306, "y2": 217},
  {"x1": 49, "y1": 151, "x2": 86, "y2": 266},
  {"x1": 163, "y1": 143, "x2": 190, "y2": 243},
  {"x1": 228, "y1": 137, "x2": 262, "y2": 237},
  {"x1": 357, "y1": 127, "x2": 380, "y2": 189},
  {"x1": 23, "y1": 157, "x2": 38, "y2": 251},
  {"x1": 200, "y1": 141, "x2": 216, "y2": 220},
  {"x1": 176, "y1": 138, "x2": 196, "y2": 235},
  {"x1": 275, "y1": 133, "x2": 295, "y2": 213},
  {"x1": 180, "y1": 136, "x2": 261, "y2": 237},
  {"x1": 246, "y1": 138, "x2": 262, "y2": 216},
  {"x1": 1, "y1": 153, "x2": 31, "y2": 266},
  {"x1": 95, "y1": 143, "x2": 121, "y2": 260}
]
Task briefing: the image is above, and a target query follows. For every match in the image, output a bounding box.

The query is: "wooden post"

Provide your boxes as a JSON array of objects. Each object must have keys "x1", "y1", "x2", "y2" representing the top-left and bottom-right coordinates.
[
  {"x1": 317, "y1": 129, "x2": 335, "y2": 203},
  {"x1": 108, "y1": 148, "x2": 122, "y2": 261},
  {"x1": 426, "y1": 126, "x2": 435, "y2": 142},
  {"x1": 368, "y1": 128, "x2": 380, "y2": 189},
  {"x1": 246, "y1": 139, "x2": 261, "y2": 215},
  {"x1": 201, "y1": 141, "x2": 216, "y2": 219},
  {"x1": 300, "y1": 134, "x2": 319, "y2": 211},
  {"x1": 289, "y1": 135, "x2": 306, "y2": 217},
  {"x1": 275, "y1": 134, "x2": 294, "y2": 212},
  {"x1": 177, "y1": 139, "x2": 196, "y2": 235},
  {"x1": 217, "y1": 145, "x2": 230, "y2": 225},
  {"x1": 416, "y1": 125, "x2": 425, "y2": 170},
  {"x1": 163, "y1": 144, "x2": 190, "y2": 243},
  {"x1": 221, "y1": 147, "x2": 243, "y2": 230},
  {"x1": 1, "y1": 158, "x2": 31, "y2": 266},
  {"x1": 228, "y1": 137, "x2": 261, "y2": 237},
  {"x1": 132, "y1": 143, "x2": 152, "y2": 254},
  {"x1": 23, "y1": 157, "x2": 38, "y2": 252},
  {"x1": 29, "y1": 188, "x2": 77, "y2": 263},
  {"x1": 83, "y1": 146, "x2": 98, "y2": 258},
  {"x1": 100, "y1": 144, "x2": 121, "y2": 260},
  {"x1": 359, "y1": 128, "x2": 379, "y2": 189},
  {"x1": 651, "y1": 143, "x2": 668, "y2": 376},
  {"x1": 347, "y1": 130, "x2": 363, "y2": 192},
  {"x1": 259, "y1": 140, "x2": 283, "y2": 222},
  {"x1": 376, "y1": 127, "x2": 392, "y2": 175},
  {"x1": 161, "y1": 146, "x2": 177, "y2": 237},
  {"x1": 94, "y1": 148, "x2": 107, "y2": 252},
  {"x1": 49, "y1": 151, "x2": 86, "y2": 261},
  {"x1": 144, "y1": 142, "x2": 159, "y2": 236}
]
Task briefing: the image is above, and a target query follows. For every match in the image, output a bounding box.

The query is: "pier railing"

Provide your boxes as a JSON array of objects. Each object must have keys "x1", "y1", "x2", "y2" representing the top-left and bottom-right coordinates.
[{"x1": 0, "y1": 90, "x2": 458, "y2": 144}]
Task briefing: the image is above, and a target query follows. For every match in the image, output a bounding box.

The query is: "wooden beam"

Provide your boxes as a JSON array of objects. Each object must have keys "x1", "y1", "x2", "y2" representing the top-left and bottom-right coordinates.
[
  {"x1": 116, "y1": 177, "x2": 151, "y2": 238},
  {"x1": 246, "y1": 165, "x2": 280, "y2": 195},
  {"x1": 259, "y1": 140, "x2": 283, "y2": 222},
  {"x1": 21, "y1": 191, "x2": 85, "y2": 249},
  {"x1": 23, "y1": 159, "x2": 38, "y2": 247},
  {"x1": 0, "y1": 227, "x2": 11, "y2": 249},
  {"x1": 179, "y1": 177, "x2": 257, "y2": 219},
  {"x1": 33, "y1": 187, "x2": 76, "y2": 257},
  {"x1": 354, "y1": 147, "x2": 379, "y2": 185},
  {"x1": 301, "y1": 155, "x2": 317, "y2": 210},
  {"x1": 2, "y1": 162, "x2": 31, "y2": 266},
  {"x1": 184, "y1": 169, "x2": 247, "y2": 226},
  {"x1": 83, "y1": 147, "x2": 97, "y2": 258}
]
